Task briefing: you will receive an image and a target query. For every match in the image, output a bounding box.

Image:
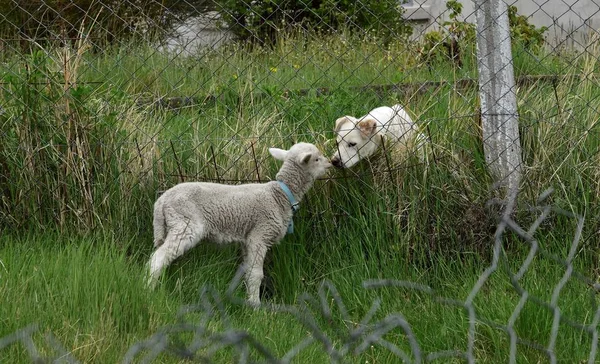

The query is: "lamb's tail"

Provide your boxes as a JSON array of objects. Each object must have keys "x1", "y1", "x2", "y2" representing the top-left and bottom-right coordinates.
[{"x1": 153, "y1": 197, "x2": 167, "y2": 248}]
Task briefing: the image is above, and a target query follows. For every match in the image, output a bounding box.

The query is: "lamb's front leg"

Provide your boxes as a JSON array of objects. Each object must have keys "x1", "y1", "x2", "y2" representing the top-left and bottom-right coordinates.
[{"x1": 242, "y1": 241, "x2": 268, "y2": 307}]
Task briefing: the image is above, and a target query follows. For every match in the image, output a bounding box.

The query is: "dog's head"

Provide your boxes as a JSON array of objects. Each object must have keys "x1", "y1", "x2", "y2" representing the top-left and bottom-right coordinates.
[
  {"x1": 330, "y1": 116, "x2": 379, "y2": 169},
  {"x1": 269, "y1": 142, "x2": 332, "y2": 179}
]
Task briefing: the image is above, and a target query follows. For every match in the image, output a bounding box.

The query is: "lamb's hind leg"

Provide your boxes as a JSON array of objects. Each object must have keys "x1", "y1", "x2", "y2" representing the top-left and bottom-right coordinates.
[
  {"x1": 148, "y1": 219, "x2": 203, "y2": 288},
  {"x1": 242, "y1": 241, "x2": 269, "y2": 306}
]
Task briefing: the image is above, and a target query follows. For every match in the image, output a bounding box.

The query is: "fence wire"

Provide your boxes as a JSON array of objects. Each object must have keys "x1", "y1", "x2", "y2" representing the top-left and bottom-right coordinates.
[{"x1": 1, "y1": 0, "x2": 600, "y2": 362}]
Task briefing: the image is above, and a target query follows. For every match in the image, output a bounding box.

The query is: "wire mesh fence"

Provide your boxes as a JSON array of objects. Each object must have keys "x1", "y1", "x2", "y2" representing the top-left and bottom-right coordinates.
[{"x1": 1, "y1": 0, "x2": 600, "y2": 362}]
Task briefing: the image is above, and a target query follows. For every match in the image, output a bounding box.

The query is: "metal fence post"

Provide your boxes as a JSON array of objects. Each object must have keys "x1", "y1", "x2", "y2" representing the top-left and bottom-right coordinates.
[{"x1": 475, "y1": 0, "x2": 522, "y2": 196}]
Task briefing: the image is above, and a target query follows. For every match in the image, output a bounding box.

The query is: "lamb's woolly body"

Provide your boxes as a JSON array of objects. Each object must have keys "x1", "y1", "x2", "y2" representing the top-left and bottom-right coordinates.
[
  {"x1": 153, "y1": 182, "x2": 291, "y2": 248},
  {"x1": 148, "y1": 142, "x2": 331, "y2": 306}
]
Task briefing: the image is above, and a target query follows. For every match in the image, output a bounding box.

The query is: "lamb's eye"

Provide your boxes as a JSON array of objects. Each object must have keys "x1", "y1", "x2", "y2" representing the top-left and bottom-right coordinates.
[{"x1": 347, "y1": 142, "x2": 357, "y2": 148}]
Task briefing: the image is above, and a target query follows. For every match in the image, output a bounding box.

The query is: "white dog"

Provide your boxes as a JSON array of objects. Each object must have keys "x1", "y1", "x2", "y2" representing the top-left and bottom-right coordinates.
[{"x1": 331, "y1": 104, "x2": 425, "y2": 169}]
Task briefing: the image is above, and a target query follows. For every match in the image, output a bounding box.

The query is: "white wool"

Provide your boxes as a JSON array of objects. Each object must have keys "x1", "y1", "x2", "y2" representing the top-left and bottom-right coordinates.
[{"x1": 147, "y1": 142, "x2": 331, "y2": 306}]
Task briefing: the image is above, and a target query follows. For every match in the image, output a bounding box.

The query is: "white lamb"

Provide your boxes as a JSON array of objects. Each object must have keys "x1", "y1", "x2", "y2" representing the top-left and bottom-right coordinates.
[{"x1": 148, "y1": 142, "x2": 332, "y2": 306}]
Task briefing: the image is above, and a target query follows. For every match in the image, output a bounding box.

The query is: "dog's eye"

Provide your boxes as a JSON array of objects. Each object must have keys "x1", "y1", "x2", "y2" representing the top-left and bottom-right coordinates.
[{"x1": 347, "y1": 142, "x2": 357, "y2": 148}]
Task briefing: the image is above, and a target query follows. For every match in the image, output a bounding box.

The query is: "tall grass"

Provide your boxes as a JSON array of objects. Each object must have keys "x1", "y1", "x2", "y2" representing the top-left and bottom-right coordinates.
[
  {"x1": 1, "y1": 29, "x2": 599, "y2": 362},
  {"x1": 2, "y1": 29, "x2": 599, "y2": 236},
  {"x1": 1, "y1": 28, "x2": 599, "y2": 256}
]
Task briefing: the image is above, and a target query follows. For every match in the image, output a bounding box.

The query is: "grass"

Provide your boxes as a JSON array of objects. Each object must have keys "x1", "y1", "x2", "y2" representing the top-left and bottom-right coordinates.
[
  {"x1": 1, "y1": 28, "x2": 600, "y2": 362},
  {"x1": 1, "y1": 224, "x2": 596, "y2": 362}
]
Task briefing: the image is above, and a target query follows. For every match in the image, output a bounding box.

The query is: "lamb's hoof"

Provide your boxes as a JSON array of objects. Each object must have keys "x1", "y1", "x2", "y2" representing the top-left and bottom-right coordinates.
[{"x1": 248, "y1": 299, "x2": 261, "y2": 310}]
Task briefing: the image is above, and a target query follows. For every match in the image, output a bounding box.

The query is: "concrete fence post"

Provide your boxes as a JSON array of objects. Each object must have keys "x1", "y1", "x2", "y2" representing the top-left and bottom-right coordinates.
[{"x1": 475, "y1": 0, "x2": 522, "y2": 196}]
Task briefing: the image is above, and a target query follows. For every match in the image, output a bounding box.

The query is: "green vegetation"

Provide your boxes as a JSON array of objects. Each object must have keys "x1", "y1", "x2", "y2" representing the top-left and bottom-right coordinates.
[
  {"x1": 419, "y1": 1, "x2": 548, "y2": 68},
  {"x1": 0, "y1": 0, "x2": 211, "y2": 51},
  {"x1": 217, "y1": 0, "x2": 412, "y2": 46},
  {"x1": 1, "y1": 22, "x2": 599, "y2": 362}
]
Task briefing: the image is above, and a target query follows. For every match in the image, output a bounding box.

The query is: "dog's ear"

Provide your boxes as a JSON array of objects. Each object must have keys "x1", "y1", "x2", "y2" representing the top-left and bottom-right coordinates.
[
  {"x1": 334, "y1": 116, "x2": 352, "y2": 133},
  {"x1": 358, "y1": 118, "x2": 377, "y2": 138},
  {"x1": 298, "y1": 152, "x2": 312, "y2": 165},
  {"x1": 269, "y1": 147, "x2": 288, "y2": 161}
]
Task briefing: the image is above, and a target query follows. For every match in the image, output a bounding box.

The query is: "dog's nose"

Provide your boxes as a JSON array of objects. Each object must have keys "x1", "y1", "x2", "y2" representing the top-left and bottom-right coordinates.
[{"x1": 331, "y1": 157, "x2": 343, "y2": 168}]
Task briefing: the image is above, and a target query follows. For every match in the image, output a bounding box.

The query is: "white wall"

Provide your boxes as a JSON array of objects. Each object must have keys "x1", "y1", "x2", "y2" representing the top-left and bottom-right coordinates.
[{"x1": 403, "y1": 0, "x2": 600, "y2": 47}]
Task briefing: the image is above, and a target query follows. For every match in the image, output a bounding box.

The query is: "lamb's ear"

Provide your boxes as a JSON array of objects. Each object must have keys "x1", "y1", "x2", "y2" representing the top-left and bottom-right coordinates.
[
  {"x1": 357, "y1": 118, "x2": 377, "y2": 139},
  {"x1": 269, "y1": 147, "x2": 288, "y2": 161},
  {"x1": 334, "y1": 116, "x2": 352, "y2": 133},
  {"x1": 298, "y1": 152, "x2": 312, "y2": 165}
]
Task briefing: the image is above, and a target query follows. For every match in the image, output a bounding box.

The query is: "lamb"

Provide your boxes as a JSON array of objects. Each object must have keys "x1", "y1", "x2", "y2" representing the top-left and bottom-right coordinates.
[{"x1": 147, "y1": 142, "x2": 332, "y2": 306}]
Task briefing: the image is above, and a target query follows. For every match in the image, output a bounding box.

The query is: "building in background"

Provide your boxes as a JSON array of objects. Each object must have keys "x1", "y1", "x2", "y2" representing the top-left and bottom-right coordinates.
[{"x1": 404, "y1": 0, "x2": 600, "y2": 47}]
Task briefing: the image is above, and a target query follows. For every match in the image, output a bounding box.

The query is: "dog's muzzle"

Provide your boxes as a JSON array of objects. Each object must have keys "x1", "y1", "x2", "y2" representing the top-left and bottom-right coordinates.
[{"x1": 331, "y1": 156, "x2": 344, "y2": 168}]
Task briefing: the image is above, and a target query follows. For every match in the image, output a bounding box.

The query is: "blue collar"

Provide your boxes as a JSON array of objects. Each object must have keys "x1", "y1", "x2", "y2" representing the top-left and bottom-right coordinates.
[{"x1": 277, "y1": 180, "x2": 299, "y2": 234}]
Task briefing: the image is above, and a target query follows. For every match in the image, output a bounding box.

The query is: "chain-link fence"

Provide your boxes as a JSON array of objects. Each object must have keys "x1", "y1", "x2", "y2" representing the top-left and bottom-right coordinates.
[{"x1": 1, "y1": 0, "x2": 599, "y2": 362}]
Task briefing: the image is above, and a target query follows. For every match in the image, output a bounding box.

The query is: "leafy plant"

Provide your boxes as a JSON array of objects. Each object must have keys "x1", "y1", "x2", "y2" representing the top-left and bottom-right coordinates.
[
  {"x1": 419, "y1": 1, "x2": 547, "y2": 68},
  {"x1": 216, "y1": 0, "x2": 413, "y2": 46},
  {"x1": 0, "y1": 0, "x2": 212, "y2": 51},
  {"x1": 508, "y1": 5, "x2": 548, "y2": 51},
  {"x1": 418, "y1": 0, "x2": 474, "y2": 69}
]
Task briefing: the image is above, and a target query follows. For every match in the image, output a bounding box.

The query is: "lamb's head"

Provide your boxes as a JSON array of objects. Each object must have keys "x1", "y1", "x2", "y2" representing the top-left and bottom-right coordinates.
[
  {"x1": 269, "y1": 142, "x2": 332, "y2": 180},
  {"x1": 330, "y1": 115, "x2": 379, "y2": 169}
]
